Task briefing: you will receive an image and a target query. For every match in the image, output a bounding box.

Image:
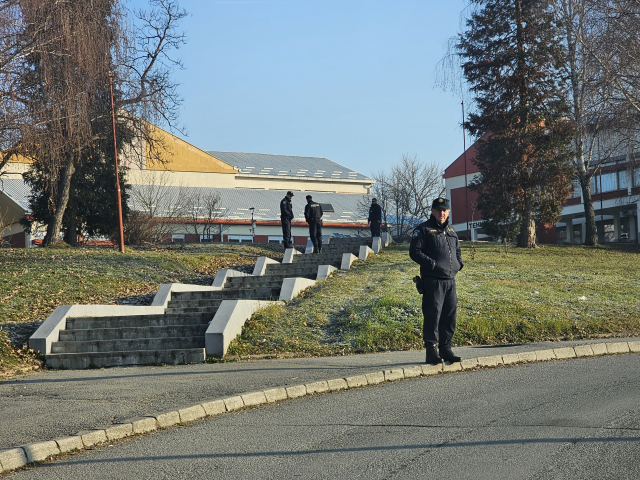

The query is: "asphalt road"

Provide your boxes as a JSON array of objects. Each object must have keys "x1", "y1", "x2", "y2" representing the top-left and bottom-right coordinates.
[
  {"x1": 10, "y1": 353, "x2": 640, "y2": 479},
  {"x1": 1, "y1": 338, "x2": 637, "y2": 450}
]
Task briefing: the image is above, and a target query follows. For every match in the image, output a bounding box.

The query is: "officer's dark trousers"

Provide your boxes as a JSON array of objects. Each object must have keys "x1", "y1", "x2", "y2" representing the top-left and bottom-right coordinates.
[
  {"x1": 281, "y1": 217, "x2": 292, "y2": 249},
  {"x1": 370, "y1": 222, "x2": 381, "y2": 237},
  {"x1": 422, "y1": 278, "x2": 457, "y2": 347},
  {"x1": 308, "y1": 221, "x2": 322, "y2": 252}
]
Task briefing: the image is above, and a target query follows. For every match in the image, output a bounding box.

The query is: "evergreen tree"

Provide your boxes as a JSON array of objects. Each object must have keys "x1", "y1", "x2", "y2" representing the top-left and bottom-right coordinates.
[{"x1": 458, "y1": 0, "x2": 574, "y2": 247}]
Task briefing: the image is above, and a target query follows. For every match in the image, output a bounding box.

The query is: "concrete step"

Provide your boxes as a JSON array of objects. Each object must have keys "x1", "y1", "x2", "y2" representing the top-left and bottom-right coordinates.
[
  {"x1": 169, "y1": 287, "x2": 280, "y2": 302},
  {"x1": 58, "y1": 324, "x2": 209, "y2": 342},
  {"x1": 45, "y1": 348, "x2": 206, "y2": 369},
  {"x1": 50, "y1": 336, "x2": 205, "y2": 354},
  {"x1": 225, "y1": 274, "x2": 315, "y2": 287},
  {"x1": 66, "y1": 313, "x2": 210, "y2": 330},
  {"x1": 165, "y1": 298, "x2": 224, "y2": 309},
  {"x1": 265, "y1": 264, "x2": 327, "y2": 276}
]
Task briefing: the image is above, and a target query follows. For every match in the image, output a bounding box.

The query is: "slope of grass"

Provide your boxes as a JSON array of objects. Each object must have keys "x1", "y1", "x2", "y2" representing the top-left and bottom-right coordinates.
[
  {"x1": 0, "y1": 243, "x2": 282, "y2": 377},
  {"x1": 226, "y1": 242, "x2": 640, "y2": 357}
]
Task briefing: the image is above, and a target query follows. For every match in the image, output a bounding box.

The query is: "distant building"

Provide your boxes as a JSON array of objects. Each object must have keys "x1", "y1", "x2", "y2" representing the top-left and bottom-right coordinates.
[
  {"x1": 0, "y1": 126, "x2": 374, "y2": 247},
  {"x1": 444, "y1": 137, "x2": 640, "y2": 244}
]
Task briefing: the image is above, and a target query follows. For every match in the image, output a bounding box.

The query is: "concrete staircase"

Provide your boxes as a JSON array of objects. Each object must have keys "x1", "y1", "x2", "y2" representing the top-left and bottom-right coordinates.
[{"x1": 38, "y1": 236, "x2": 374, "y2": 369}]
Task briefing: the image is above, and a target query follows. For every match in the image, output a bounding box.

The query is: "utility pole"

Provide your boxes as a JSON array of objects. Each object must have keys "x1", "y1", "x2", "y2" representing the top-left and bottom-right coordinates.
[
  {"x1": 462, "y1": 100, "x2": 470, "y2": 240},
  {"x1": 109, "y1": 73, "x2": 125, "y2": 253}
]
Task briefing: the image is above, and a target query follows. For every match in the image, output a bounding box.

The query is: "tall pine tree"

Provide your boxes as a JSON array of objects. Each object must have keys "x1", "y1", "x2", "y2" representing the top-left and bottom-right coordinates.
[{"x1": 458, "y1": 0, "x2": 574, "y2": 247}]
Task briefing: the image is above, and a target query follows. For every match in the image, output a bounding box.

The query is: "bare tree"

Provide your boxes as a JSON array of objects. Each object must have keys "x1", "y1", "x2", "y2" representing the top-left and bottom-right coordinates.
[
  {"x1": 367, "y1": 156, "x2": 444, "y2": 241},
  {"x1": 1, "y1": 0, "x2": 186, "y2": 246},
  {"x1": 554, "y1": 0, "x2": 637, "y2": 245},
  {"x1": 183, "y1": 190, "x2": 227, "y2": 241},
  {"x1": 127, "y1": 170, "x2": 189, "y2": 244}
]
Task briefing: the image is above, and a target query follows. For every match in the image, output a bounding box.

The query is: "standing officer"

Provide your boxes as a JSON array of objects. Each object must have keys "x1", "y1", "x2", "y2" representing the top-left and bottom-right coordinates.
[
  {"x1": 280, "y1": 191, "x2": 294, "y2": 249},
  {"x1": 304, "y1": 195, "x2": 323, "y2": 253},
  {"x1": 409, "y1": 197, "x2": 464, "y2": 365},
  {"x1": 368, "y1": 198, "x2": 382, "y2": 237}
]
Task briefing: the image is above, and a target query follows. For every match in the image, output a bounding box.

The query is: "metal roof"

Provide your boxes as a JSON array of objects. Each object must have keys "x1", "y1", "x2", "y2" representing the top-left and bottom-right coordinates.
[
  {"x1": 0, "y1": 178, "x2": 30, "y2": 212},
  {"x1": 205, "y1": 151, "x2": 372, "y2": 182},
  {"x1": 129, "y1": 185, "x2": 370, "y2": 224}
]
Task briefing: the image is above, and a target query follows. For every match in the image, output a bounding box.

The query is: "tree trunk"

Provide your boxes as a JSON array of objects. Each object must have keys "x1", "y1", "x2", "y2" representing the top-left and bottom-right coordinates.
[
  {"x1": 518, "y1": 207, "x2": 536, "y2": 248},
  {"x1": 43, "y1": 157, "x2": 76, "y2": 246},
  {"x1": 582, "y1": 182, "x2": 597, "y2": 246}
]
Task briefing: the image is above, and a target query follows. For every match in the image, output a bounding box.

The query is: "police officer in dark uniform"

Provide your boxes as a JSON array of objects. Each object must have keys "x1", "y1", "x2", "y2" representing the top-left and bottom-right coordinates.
[
  {"x1": 304, "y1": 194, "x2": 323, "y2": 253},
  {"x1": 368, "y1": 198, "x2": 382, "y2": 237},
  {"x1": 280, "y1": 191, "x2": 294, "y2": 249},
  {"x1": 409, "y1": 197, "x2": 464, "y2": 365}
]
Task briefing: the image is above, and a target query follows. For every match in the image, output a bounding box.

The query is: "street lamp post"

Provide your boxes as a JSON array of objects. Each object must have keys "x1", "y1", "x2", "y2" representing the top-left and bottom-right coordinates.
[{"x1": 109, "y1": 73, "x2": 125, "y2": 253}]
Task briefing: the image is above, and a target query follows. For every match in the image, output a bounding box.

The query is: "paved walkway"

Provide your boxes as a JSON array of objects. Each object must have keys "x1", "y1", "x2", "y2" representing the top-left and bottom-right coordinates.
[{"x1": 1, "y1": 337, "x2": 639, "y2": 453}]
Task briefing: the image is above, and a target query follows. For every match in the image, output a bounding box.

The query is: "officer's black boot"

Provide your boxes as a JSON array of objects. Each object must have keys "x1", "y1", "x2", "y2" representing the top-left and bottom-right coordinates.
[
  {"x1": 440, "y1": 345, "x2": 461, "y2": 363},
  {"x1": 425, "y1": 345, "x2": 442, "y2": 365}
]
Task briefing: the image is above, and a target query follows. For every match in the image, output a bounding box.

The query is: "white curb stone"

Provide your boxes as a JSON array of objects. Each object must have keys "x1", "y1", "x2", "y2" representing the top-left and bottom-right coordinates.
[
  {"x1": 286, "y1": 385, "x2": 307, "y2": 399},
  {"x1": 105, "y1": 424, "x2": 133, "y2": 441},
  {"x1": 327, "y1": 379, "x2": 348, "y2": 391},
  {"x1": 155, "y1": 412, "x2": 180, "y2": 428},
  {"x1": 477, "y1": 355, "x2": 502, "y2": 367},
  {"x1": 461, "y1": 358, "x2": 479, "y2": 369},
  {"x1": 606, "y1": 342, "x2": 630, "y2": 354},
  {"x1": 279, "y1": 278, "x2": 316, "y2": 302},
  {"x1": 178, "y1": 405, "x2": 206, "y2": 423},
  {"x1": 316, "y1": 265, "x2": 337, "y2": 281},
  {"x1": 403, "y1": 366, "x2": 422, "y2": 378},
  {"x1": 384, "y1": 369, "x2": 404, "y2": 381},
  {"x1": 305, "y1": 381, "x2": 329, "y2": 394},
  {"x1": 518, "y1": 351, "x2": 537, "y2": 362},
  {"x1": 23, "y1": 441, "x2": 60, "y2": 463},
  {"x1": 80, "y1": 430, "x2": 107, "y2": 447},
  {"x1": 0, "y1": 448, "x2": 27, "y2": 472},
  {"x1": 629, "y1": 341, "x2": 640, "y2": 353},
  {"x1": 132, "y1": 417, "x2": 158, "y2": 434},
  {"x1": 201, "y1": 400, "x2": 226, "y2": 416},
  {"x1": 55, "y1": 436, "x2": 83, "y2": 453},
  {"x1": 554, "y1": 347, "x2": 576, "y2": 359},
  {"x1": 340, "y1": 253, "x2": 357, "y2": 270},
  {"x1": 443, "y1": 362, "x2": 462, "y2": 372},
  {"x1": 574, "y1": 345, "x2": 594, "y2": 357},
  {"x1": 365, "y1": 372, "x2": 385, "y2": 385},
  {"x1": 263, "y1": 388, "x2": 288, "y2": 403},
  {"x1": 242, "y1": 391, "x2": 268, "y2": 407},
  {"x1": 223, "y1": 396, "x2": 245, "y2": 411},
  {"x1": 345, "y1": 375, "x2": 368, "y2": 388},
  {"x1": 421, "y1": 364, "x2": 443, "y2": 375},
  {"x1": 535, "y1": 350, "x2": 556, "y2": 361},
  {"x1": 591, "y1": 343, "x2": 608, "y2": 355},
  {"x1": 502, "y1": 354, "x2": 520, "y2": 364},
  {"x1": 358, "y1": 245, "x2": 374, "y2": 260}
]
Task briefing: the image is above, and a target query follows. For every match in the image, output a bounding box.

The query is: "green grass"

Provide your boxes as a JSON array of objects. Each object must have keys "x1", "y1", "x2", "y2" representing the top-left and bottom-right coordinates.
[
  {"x1": 0, "y1": 243, "x2": 282, "y2": 325},
  {"x1": 226, "y1": 242, "x2": 640, "y2": 357}
]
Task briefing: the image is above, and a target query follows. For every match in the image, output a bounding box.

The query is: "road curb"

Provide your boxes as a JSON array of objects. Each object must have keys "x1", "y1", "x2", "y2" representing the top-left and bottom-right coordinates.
[{"x1": 1, "y1": 340, "x2": 639, "y2": 474}]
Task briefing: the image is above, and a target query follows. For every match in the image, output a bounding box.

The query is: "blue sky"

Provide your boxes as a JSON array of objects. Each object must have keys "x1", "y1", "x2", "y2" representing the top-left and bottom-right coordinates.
[{"x1": 128, "y1": 0, "x2": 470, "y2": 178}]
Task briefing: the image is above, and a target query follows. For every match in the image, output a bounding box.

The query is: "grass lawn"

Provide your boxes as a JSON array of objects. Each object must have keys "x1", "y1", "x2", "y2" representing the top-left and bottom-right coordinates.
[
  {"x1": 226, "y1": 242, "x2": 640, "y2": 357},
  {"x1": 1, "y1": 241, "x2": 639, "y2": 376},
  {"x1": 0, "y1": 242, "x2": 283, "y2": 377}
]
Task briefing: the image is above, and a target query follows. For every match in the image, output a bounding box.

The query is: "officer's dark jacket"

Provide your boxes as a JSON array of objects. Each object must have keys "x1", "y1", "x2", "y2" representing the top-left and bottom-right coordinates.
[
  {"x1": 280, "y1": 197, "x2": 293, "y2": 220},
  {"x1": 409, "y1": 215, "x2": 463, "y2": 280},
  {"x1": 368, "y1": 203, "x2": 382, "y2": 223},
  {"x1": 304, "y1": 201, "x2": 323, "y2": 223}
]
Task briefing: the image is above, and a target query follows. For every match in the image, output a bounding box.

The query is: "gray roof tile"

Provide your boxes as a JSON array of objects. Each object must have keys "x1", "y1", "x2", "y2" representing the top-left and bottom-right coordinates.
[{"x1": 205, "y1": 151, "x2": 371, "y2": 182}]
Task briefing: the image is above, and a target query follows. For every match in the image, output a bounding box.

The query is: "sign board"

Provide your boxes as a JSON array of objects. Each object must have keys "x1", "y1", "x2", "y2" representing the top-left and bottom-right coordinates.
[{"x1": 319, "y1": 203, "x2": 334, "y2": 212}]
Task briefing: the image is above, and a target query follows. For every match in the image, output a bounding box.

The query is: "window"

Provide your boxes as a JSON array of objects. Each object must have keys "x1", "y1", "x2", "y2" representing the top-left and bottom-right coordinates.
[
  {"x1": 200, "y1": 234, "x2": 215, "y2": 243},
  {"x1": 268, "y1": 236, "x2": 283, "y2": 244},
  {"x1": 635, "y1": 168, "x2": 640, "y2": 187},
  {"x1": 227, "y1": 235, "x2": 253, "y2": 243},
  {"x1": 172, "y1": 234, "x2": 185, "y2": 243},
  {"x1": 619, "y1": 170, "x2": 630, "y2": 190},
  {"x1": 600, "y1": 172, "x2": 618, "y2": 192},
  {"x1": 569, "y1": 179, "x2": 581, "y2": 198}
]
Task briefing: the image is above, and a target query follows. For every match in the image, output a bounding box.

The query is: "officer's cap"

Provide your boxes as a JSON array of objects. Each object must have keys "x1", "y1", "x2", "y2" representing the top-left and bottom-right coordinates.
[
  {"x1": 286, "y1": 191, "x2": 294, "y2": 197},
  {"x1": 432, "y1": 197, "x2": 450, "y2": 210}
]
